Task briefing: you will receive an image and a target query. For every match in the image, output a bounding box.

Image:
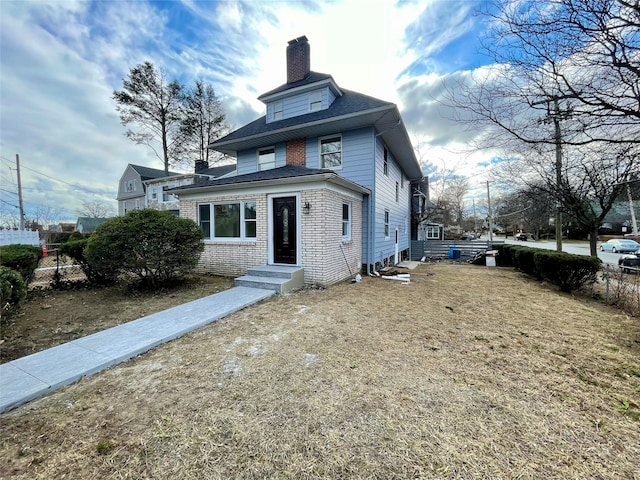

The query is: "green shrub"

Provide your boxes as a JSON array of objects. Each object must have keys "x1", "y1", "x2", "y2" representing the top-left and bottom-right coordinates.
[
  {"x1": 494, "y1": 244, "x2": 515, "y2": 267},
  {"x1": 512, "y1": 246, "x2": 540, "y2": 278},
  {"x1": 85, "y1": 209, "x2": 204, "y2": 288},
  {"x1": 58, "y1": 239, "x2": 109, "y2": 286},
  {"x1": 0, "y1": 266, "x2": 26, "y2": 314},
  {"x1": 534, "y1": 251, "x2": 601, "y2": 293},
  {"x1": 0, "y1": 244, "x2": 43, "y2": 283}
]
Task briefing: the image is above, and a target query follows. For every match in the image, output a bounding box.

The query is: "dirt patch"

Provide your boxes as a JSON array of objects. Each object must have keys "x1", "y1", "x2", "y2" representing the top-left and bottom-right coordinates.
[
  {"x1": 1, "y1": 264, "x2": 639, "y2": 479},
  {"x1": 0, "y1": 274, "x2": 234, "y2": 363}
]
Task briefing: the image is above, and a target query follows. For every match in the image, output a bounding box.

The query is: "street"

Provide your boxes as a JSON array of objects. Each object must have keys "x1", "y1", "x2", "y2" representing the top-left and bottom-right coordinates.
[{"x1": 500, "y1": 238, "x2": 622, "y2": 267}]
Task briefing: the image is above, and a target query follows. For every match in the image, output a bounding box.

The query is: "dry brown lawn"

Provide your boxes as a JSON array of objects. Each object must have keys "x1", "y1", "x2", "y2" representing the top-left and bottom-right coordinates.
[{"x1": 1, "y1": 264, "x2": 639, "y2": 479}]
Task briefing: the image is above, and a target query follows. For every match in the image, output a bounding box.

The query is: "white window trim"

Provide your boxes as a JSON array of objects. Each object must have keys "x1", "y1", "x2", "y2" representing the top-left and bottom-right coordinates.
[
  {"x1": 309, "y1": 91, "x2": 322, "y2": 112},
  {"x1": 273, "y1": 100, "x2": 283, "y2": 121},
  {"x1": 257, "y1": 146, "x2": 276, "y2": 171},
  {"x1": 384, "y1": 209, "x2": 390, "y2": 239},
  {"x1": 199, "y1": 201, "x2": 257, "y2": 242},
  {"x1": 426, "y1": 225, "x2": 440, "y2": 239},
  {"x1": 342, "y1": 202, "x2": 352, "y2": 241},
  {"x1": 319, "y1": 134, "x2": 342, "y2": 170}
]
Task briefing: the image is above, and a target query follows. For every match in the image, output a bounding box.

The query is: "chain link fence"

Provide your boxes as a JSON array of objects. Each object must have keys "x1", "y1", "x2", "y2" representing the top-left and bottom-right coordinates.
[{"x1": 30, "y1": 247, "x2": 87, "y2": 289}]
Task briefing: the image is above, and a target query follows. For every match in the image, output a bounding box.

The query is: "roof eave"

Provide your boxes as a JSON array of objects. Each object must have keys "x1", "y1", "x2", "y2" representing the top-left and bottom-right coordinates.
[
  {"x1": 173, "y1": 172, "x2": 370, "y2": 197},
  {"x1": 209, "y1": 105, "x2": 395, "y2": 155}
]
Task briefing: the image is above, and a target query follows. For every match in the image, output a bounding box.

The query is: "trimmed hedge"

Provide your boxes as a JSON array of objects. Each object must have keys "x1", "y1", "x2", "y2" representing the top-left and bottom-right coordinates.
[
  {"x1": 0, "y1": 266, "x2": 26, "y2": 314},
  {"x1": 58, "y1": 239, "x2": 109, "y2": 286},
  {"x1": 0, "y1": 244, "x2": 43, "y2": 283},
  {"x1": 493, "y1": 244, "x2": 601, "y2": 292}
]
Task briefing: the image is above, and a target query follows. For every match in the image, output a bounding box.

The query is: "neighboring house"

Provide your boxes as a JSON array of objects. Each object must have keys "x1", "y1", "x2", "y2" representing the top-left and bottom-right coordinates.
[
  {"x1": 117, "y1": 163, "x2": 237, "y2": 216},
  {"x1": 116, "y1": 164, "x2": 180, "y2": 216},
  {"x1": 417, "y1": 223, "x2": 444, "y2": 241},
  {"x1": 75, "y1": 217, "x2": 109, "y2": 234},
  {"x1": 171, "y1": 36, "x2": 423, "y2": 287}
]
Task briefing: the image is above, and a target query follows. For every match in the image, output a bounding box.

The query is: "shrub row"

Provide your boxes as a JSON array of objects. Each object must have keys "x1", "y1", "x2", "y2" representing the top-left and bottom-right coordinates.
[
  {"x1": 493, "y1": 244, "x2": 601, "y2": 292},
  {"x1": 0, "y1": 244, "x2": 43, "y2": 284}
]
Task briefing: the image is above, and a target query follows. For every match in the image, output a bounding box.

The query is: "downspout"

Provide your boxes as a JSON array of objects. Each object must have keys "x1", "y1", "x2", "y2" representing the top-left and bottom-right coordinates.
[{"x1": 368, "y1": 129, "x2": 377, "y2": 276}]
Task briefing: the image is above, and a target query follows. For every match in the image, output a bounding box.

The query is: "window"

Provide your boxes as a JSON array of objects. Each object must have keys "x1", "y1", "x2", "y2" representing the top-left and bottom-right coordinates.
[
  {"x1": 401, "y1": 173, "x2": 404, "y2": 189},
  {"x1": 342, "y1": 203, "x2": 351, "y2": 240},
  {"x1": 125, "y1": 180, "x2": 135, "y2": 192},
  {"x1": 273, "y1": 101, "x2": 283, "y2": 121},
  {"x1": 309, "y1": 91, "x2": 322, "y2": 112},
  {"x1": 162, "y1": 191, "x2": 175, "y2": 202},
  {"x1": 426, "y1": 225, "x2": 440, "y2": 239},
  {"x1": 135, "y1": 199, "x2": 141, "y2": 209},
  {"x1": 320, "y1": 136, "x2": 341, "y2": 168},
  {"x1": 395, "y1": 182, "x2": 399, "y2": 202},
  {"x1": 151, "y1": 190, "x2": 157, "y2": 200},
  {"x1": 383, "y1": 148, "x2": 388, "y2": 175},
  {"x1": 258, "y1": 147, "x2": 276, "y2": 171},
  {"x1": 199, "y1": 201, "x2": 257, "y2": 240},
  {"x1": 384, "y1": 209, "x2": 390, "y2": 238}
]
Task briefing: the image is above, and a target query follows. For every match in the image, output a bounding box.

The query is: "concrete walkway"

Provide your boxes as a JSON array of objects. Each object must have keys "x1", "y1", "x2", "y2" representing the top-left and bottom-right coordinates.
[{"x1": 0, "y1": 286, "x2": 275, "y2": 413}]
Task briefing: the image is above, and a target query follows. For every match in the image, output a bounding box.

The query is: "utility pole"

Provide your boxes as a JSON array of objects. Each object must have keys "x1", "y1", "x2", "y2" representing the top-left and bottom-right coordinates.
[
  {"x1": 473, "y1": 198, "x2": 478, "y2": 233},
  {"x1": 628, "y1": 182, "x2": 638, "y2": 235},
  {"x1": 531, "y1": 93, "x2": 578, "y2": 252},
  {"x1": 16, "y1": 154, "x2": 25, "y2": 230},
  {"x1": 486, "y1": 181, "x2": 493, "y2": 243}
]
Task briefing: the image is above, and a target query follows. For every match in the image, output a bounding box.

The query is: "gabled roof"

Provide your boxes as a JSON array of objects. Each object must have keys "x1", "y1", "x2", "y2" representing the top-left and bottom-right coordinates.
[
  {"x1": 170, "y1": 165, "x2": 370, "y2": 196},
  {"x1": 129, "y1": 164, "x2": 181, "y2": 180},
  {"x1": 75, "y1": 217, "x2": 109, "y2": 233},
  {"x1": 198, "y1": 164, "x2": 237, "y2": 178}
]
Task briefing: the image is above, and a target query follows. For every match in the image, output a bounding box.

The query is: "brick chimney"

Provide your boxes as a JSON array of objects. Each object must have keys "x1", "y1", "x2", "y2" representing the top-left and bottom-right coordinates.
[
  {"x1": 287, "y1": 35, "x2": 310, "y2": 84},
  {"x1": 195, "y1": 159, "x2": 209, "y2": 173}
]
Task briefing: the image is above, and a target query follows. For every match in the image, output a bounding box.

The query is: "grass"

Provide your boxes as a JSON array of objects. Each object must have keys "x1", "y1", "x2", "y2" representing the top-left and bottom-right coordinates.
[{"x1": 0, "y1": 264, "x2": 639, "y2": 479}]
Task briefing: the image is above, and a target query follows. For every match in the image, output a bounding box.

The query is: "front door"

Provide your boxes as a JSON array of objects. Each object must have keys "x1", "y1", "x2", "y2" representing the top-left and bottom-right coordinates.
[{"x1": 273, "y1": 196, "x2": 297, "y2": 264}]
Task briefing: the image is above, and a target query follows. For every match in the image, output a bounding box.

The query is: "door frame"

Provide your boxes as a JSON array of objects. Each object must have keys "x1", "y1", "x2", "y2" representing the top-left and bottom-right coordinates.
[{"x1": 267, "y1": 193, "x2": 301, "y2": 266}]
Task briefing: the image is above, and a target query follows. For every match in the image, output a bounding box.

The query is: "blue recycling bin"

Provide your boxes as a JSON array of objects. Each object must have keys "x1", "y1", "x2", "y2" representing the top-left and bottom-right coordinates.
[{"x1": 449, "y1": 247, "x2": 461, "y2": 259}]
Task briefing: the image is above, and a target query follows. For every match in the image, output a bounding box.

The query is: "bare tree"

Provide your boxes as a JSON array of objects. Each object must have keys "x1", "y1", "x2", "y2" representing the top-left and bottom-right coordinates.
[
  {"x1": 176, "y1": 80, "x2": 230, "y2": 169},
  {"x1": 440, "y1": 0, "x2": 639, "y2": 254},
  {"x1": 78, "y1": 200, "x2": 115, "y2": 218},
  {"x1": 443, "y1": 176, "x2": 470, "y2": 230},
  {"x1": 113, "y1": 62, "x2": 184, "y2": 172}
]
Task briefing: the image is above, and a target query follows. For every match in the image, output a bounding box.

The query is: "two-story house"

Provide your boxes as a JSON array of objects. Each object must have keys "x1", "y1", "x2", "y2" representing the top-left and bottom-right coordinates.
[
  {"x1": 117, "y1": 163, "x2": 236, "y2": 216},
  {"x1": 172, "y1": 36, "x2": 423, "y2": 287}
]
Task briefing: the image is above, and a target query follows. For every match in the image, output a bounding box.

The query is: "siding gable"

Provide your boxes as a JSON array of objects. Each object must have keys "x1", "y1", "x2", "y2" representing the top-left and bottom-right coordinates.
[{"x1": 265, "y1": 86, "x2": 335, "y2": 123}]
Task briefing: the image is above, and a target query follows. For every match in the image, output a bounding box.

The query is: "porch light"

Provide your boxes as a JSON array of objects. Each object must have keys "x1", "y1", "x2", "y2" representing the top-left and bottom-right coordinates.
[{"x1": 303, "y1": 202, "x2": 312, "y2": 214}]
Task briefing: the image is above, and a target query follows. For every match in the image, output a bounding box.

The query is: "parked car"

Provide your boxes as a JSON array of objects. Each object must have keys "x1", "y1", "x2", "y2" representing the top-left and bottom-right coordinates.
[
  {"x1": 460, "y1": 233, "x2": 476, "y2": 240},
  {"x1": 515, "y1": 233, "x2": 528, "y2": 241},
  {"x1": 600, "y1": 239, "x2": 640, "y2": 253},
  {"x1": 619, "y1": 253, "x2": 640, "y2": 274}
]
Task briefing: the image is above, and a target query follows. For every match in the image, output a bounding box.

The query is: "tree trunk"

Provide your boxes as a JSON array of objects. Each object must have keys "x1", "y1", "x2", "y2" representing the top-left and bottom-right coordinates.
[{"x1": 589, "y1": 227, "x2": 599, "y2": 257}]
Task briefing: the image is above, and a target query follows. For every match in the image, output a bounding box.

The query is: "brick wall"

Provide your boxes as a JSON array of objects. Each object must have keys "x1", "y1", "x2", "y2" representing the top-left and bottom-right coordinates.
[
  {"x1": 180, "y1": 188, "x2": 363, "y2": 286},
  {"x1": 180, "y1": 194, "x2": 268, "y2": 277},
  {"x1": 286, "y1": 139, "x2": 306, "y2": 166}
]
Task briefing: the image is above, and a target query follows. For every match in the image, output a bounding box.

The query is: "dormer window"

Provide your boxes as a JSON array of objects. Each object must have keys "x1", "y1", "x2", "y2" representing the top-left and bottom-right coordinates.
[
  {"x1": 273, "y1": 101, "x2": 283, "y2": 121},
  {"x1": 309, "y1": 91, "x2": 322, "y2": 112}
]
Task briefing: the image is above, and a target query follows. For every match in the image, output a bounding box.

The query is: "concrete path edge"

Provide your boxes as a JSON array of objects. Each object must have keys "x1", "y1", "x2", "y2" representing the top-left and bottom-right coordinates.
[{"x1": 0, "y1": 286, "x2": 275, "y2": 413}]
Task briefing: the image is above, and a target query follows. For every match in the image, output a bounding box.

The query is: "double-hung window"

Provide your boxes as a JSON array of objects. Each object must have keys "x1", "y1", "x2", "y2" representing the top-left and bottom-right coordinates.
[
  {"x1": 384, "y1": 209, "x2": 390, "y2": 238},
  {"x1": 258, "y1": 147, "x2": 276, "y2": 171},
  {"x1": 395, "y1": 182, "x2": 399, "y2": 202},
  {"x1": 383, "y1": 148, "x2": 388, "y2": 176},
  {"x1": 273, "y1": 101, "x2": 283, "y2": 121},
  {"x1": 199, "y1": 201, "x2": 257, "y2": 240},
  {"x1": 426, "y1": 225, "x2": 440, "y2": 239},
  {"x1": 320, "y1": 136, "x2": 341, "y2": 169},
  {"x1": 342, "y1": 203, "x2": 351, "y2": 240}
]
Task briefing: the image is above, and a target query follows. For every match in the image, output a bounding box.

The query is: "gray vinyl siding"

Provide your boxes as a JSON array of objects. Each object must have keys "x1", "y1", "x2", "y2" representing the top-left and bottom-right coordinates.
[
  {"x1": 265, "y1": 86, "x2": 331, "y2": 122},
  {"x1": 237, "y1": 144, "x2": 286, "y2": 174},
  {"x1": 373, "y1": 137, "x2": 411, "y2": 262}
]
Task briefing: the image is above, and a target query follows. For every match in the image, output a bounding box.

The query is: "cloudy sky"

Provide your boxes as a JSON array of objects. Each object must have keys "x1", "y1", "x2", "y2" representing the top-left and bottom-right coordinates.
[{"x1": 0, "y1": 0, "x2": 499, "y2": 224}]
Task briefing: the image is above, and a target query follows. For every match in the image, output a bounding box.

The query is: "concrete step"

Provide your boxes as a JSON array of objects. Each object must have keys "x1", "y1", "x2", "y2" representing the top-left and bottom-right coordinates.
[
  {"x1": 246, "y1": 265, "x2": 302, "y2": 279},
  {"x1": 235, "y1": 266, "x2": 305, "y2": 294}
]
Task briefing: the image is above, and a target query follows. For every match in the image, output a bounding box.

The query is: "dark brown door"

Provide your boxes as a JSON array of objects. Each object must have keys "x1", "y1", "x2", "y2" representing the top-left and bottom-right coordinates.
[{"x1": 273, "y1": 196, "x2": 297, "y2": 264}]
